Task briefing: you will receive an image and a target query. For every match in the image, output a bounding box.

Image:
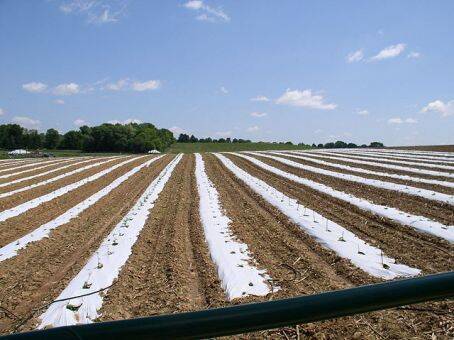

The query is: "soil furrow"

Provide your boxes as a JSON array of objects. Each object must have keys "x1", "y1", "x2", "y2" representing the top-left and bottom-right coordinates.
[
  {"x1": 0, "y1": 158, "x2": 109, "y2": 193},
  {"x1": 0, "y1": 156, "x2": 160, "y2": 247},
  {"x1": 226, "y1": 154, "x2": 453, "y2": 275},
  {"x1": 277, "y1": 153, "x2": 454, "y2": 195},
  {"x1": 252, "y1": 154, "x2": 454, "y2": 226},
  {"x1": 208, "y1": 154, "x2": 453, "y2": 339},
  {"x1": 0, "y1": 157, "x2": 128, "y2": 210},
  {"x1": 99, "y1": 155, "x2": 227, "y2": 322},
  {"x1": 0, "y1": 156, "x2": 172, "y2": 334}
]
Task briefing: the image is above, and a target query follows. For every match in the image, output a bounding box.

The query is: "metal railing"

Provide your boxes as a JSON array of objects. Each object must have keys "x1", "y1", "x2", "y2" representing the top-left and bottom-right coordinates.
[{"x1": 4, "y1": 271, "x2": 453, "y2": 339}]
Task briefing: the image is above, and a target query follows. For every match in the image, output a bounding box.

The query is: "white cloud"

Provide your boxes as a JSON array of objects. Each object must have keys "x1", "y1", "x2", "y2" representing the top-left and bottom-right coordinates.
[
  {"x1": 220, "y1": 86, "x2": 228, "y2": 94},
  {"x1": 251, "y1": 95, "x2": 269, "y2": 102},
  {"x1": 0, "y1": 108, "x2": 4, "y2": 116},
  {"x1": 246, "y1": 125, "x2": 260, "y2": 132},
  {"x1": 346, "y1": 49, "x2": 364, "y2": 63},
  {"x1": 407, "y1": 51, "x2": 421, "y2": 59},
  {"x1": 74, "y1": 118, "x2": 86, "y2": 126},
  {"x1": 107, "y1": 118, "x2": 143, "y2": 125},
  {"x1": 276, "y1": 89, "x2": 337, "y2": 110},
  {"x1": 388, "y1": 117, "x2": 418, "y2": 124},
  {"x1": 53, "y1": 83, "x2": 80, "y2": 96},
  {"x1": 215, "y1": 130, "x2": 232, "y2": 137},
  {"x1": 357, "y1": 109, "x2": 369, "y2": 116},
  {"x1": 131, "y1": 80, "x2": 160, "y2": 91},
  {"x1": 169, "y1": 126, "x2": 187, "y2": 137},
  {"x1": 12, "y1": 116, "x2": 41, "y2": 129},
  {"x1": 105, "y1": 79, "x2": 129, "y2": 91},
  {"x1": 22, "y1": 82, "x2": 48, "y2": 93},
  {"x1": 421, "y1": 100, "x2": 454, "y2": 117},
  {"x1": 54, "y1": 99, "x2": 65, "y2": 105},
  {"x1": 183, "y1": 0, "x2": 230, "y2": 23},
  {"x1": 58, "y1": 0, "x2": 127, "y2": 24},
  {"x1": 250, "y1": 112, "x2": 267, "y2": 118},
  {"x1": 370, "y1": 43, "x2": 406, "y2": 61}
]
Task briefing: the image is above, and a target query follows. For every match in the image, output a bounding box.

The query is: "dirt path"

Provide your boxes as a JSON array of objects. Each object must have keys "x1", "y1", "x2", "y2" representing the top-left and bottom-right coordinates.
[
  {"x1": 276, "y1": 153, "x2": 454, "y2": 195},
  {"x1": 0, "y1": 157, "x2": 129, "y2": 210},
  {"x1": 0, "y1": 157, "x2": 161, "y2": 246},
  {"x1": 207, "y1": 154, "x2": 453, "y2": 338},
  {"x1": 0, "y1": 156, "x2": 172, "y2": 334},
  {"x1": 226, "y1": 154, "x2": 453, "y2": 274},
  {"x1": 0, "y1": 158, "x2": 106, "y2": 193},
  {"x1": 252, "y1": 154, "x2": 454, "y2": 226},
  {"x1": 99, "y1": 155, "x2": 227, "y2": 322}
]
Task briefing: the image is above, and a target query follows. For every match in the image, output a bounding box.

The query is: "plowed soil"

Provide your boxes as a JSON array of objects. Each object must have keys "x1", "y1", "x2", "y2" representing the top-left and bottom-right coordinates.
[
  {"x1": 206, "y1": 154, "x2": 453, "y2": 339},
  {"x1": 251, "y1": 154, "x2": 454, "y2": 226},
  {"x1": 99, "y1": 154, "x2": 227, "y2": 321},
  {"x1": 0, "y1": 156, "x2": 172, "y2": 334}
]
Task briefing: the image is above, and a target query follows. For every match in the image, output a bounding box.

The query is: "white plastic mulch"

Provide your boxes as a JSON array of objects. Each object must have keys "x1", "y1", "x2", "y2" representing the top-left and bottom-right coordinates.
[
  {"x1": 230, "y1": 153, "x2": 454, "y2": 243},
  {"x1": 0, "y1": 156, "x2": 164, "y2": 262},
  {"x1": 215, "y1": 153, "x2": 420, "y2": 279},
  {"x1": 195, "y1": 153, "x2": 273, "y2": 300},
  {"x1": 247, "y1": 152, "x2": 454, "y2": 205},
  {"x1": 38, "y1": 154, "x2": 182, "y2": 328}
]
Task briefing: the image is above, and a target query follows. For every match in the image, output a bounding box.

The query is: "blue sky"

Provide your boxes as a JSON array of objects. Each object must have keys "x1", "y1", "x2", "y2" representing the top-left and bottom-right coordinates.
[{"x1": 0, "y1": 0, "x2": 453, "y2": 146}]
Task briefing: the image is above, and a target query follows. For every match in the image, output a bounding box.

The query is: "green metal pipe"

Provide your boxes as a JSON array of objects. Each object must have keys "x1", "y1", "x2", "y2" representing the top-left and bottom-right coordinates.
[{"x1": 4, "y1": 271, "x2": 454, "y2": 340}]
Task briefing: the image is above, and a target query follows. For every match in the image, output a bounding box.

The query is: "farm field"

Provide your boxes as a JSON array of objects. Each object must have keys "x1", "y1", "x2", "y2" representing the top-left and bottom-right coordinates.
[{"x1": 0, "y1": 149, "x2": 452, "y2": 338}]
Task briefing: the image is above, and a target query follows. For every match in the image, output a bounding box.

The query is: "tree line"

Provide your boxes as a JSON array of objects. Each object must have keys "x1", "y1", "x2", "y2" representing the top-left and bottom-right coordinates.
[
  {"x1": 177, "y1": 134, "x2": 251, "y2": 144},
  {"x1": 0, "y1": 123, "x2": 175, "y2": 153}
]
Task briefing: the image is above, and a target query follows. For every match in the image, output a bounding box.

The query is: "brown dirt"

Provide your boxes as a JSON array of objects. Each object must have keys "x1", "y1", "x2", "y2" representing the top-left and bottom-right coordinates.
[
  {"x1": 283, "y1": 152, "x2": 454, "y2": 184},
  {"x1": 0, "y1": 157, "x2": 130, "y2": 210},
  {"x1": 0, "y1": 158, "x2": 112, "y2": 193},
  {"x1": 99, "y1": 154, "x2": 227, "y2": 321},
  {"x1": 225, "y1": 154, "x2": 453, "y2": 275},
  {"x1": 324, "y1": 151, "x2": 454, "y2": 173},
  {"x1": 206, "y1": 154, "x2": 453, "y2": 339},
  {"x1": 0, "y1": 156, "x2": 172, "y2": 334},
  {"x1": 0, "y1": 159, "x2": 72, "y2": 178},
  {"x1": 390, "y1": 145, "x2": 454, "y2": 152},
  {"x1": 251, "y1": 154, "x2": 454, "y2": 226},
  {"x1": 0, "y1": 156, "x2": 162, "y2": 247}
]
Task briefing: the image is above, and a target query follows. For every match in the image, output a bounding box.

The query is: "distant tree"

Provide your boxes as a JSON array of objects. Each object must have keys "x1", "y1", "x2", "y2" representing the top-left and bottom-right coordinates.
[
  {"x1": 60, "y1": 131, "x2": 84, "y2": 150},
  {"x1": 178, "y1": 134, "x2": 190, "y2": 143},
  {"x1": 347, "y1": 143, "x2": 358, "y2": 148},
  {"x1": 334, "y1": 140, "x2": 348, "y2": 148},
  {"x1": 218, "y1": 138, "x2": 226, "y2": 143},
  {"x1": 226, "y1": 138, "x2": 231, "y2": 143},
  {"x1": 317, "y1": 143, "x2": 324, "y2": 148},
  {"x1": 189, "y1": 135, "x2": 198, "y2": 143},
  {"x1": 311, "y1": 143, "x2": 316, "y2": 147},
  {"x1": 369, "y1": 142, "x2": 384, "y2": 148},
  {"x1": 285, "y1": 141, "x2": 293, "y2": 145},
  {"x1": 324, "y1": 142, "x2": 335, "y2": 149},
  {"x1": 360, "y1": 144, "x2": 368, "y2": 148},
  {"x1": 44, "y1": 129, "x2": 61, "y2": 149},
  {"x1": 232, "y1": 138, "x2": 238, "y2": 143}
]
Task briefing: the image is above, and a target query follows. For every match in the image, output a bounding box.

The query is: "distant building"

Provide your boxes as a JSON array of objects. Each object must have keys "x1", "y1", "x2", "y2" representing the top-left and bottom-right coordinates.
[
  {"x1": 148, "y1": 149, "x2": 161, "y2": 154},
  {"x1": 8, "y1": 149, "x2": 30, "y2": 156}
]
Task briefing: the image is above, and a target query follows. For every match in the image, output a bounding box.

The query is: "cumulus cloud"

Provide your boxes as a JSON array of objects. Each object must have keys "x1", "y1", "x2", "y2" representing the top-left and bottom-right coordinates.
[
  {"x1": 220, "y1": 86, "x2": 228, "y2": 94},
  {"x1": 388, "y1": 117, "x2": 418, "y2": 124},
  {"x1": 246, "y1": 125, "x2": 260, "y2": 132},
  {"x1": 169, "y1": 126, "x2": 188, "y2": 137},
  {"x1": 407, "y1": 51, "x2": 421, "y2": 59},
  {"x1": 53, "y1": 83, "x2": 80, "y2": 96},
  {"x1": 107, "y1": 118, "x2": 143, "y2": 125},
  {"x1": 183, "y1": 0, "x2": 230, "y2": 23},
  {"x1": 276, "y1": 89, "x2": 337, "y2": 110},
  {"x1": 131, "y1": 80, "x2": 160, "y2": 92},
  {"x1": 105, "y1": 79, "x2": 129, "y2": 91},
  {"x1": 22, "y1": 82, "x2": 48, "y2": 93},
  {"x1": 421, "y1": 100, "x2": 454, "y2": 117},
  {"x1": 357, "y1": 109, "x2": 369, "y2": 116},
  {"x1": 12, "y1": 116, "x2": 41, "y2": 129},
  {"x1": 250, "y1": 112, "x2": 267, "y2": 118},
  {"x1": 250, "y1": 95, "x2": 269, "y2": 102},
  {"x1": 0, "y1": 108, "x2": 4, "y2": 116},
  {"x1": 58, "y1": 0, "x2": 128, "y2": 24},
  {"x1": 370, "y1": 43, "x2": 406, "y2": 61},
  {"x1": 54, "y1": 99, "x2": 65, "y2": 105},
  {"x1": 74, "y1": 118, "x2": 86, "y2": 126},
  {"x1": 346, "y1": 49, "x2": 364, "y2": 63}
]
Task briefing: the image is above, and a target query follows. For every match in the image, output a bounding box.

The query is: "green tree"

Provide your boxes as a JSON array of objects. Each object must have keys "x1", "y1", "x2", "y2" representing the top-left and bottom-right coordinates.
[{"x1": 44, "y1": 129, "x2": 61, "y2": 149}]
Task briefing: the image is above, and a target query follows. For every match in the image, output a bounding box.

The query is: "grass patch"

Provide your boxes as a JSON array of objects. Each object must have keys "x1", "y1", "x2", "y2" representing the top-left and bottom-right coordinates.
[{"x1": 167, "y1": 142, "x2": 312, "y2": 154}]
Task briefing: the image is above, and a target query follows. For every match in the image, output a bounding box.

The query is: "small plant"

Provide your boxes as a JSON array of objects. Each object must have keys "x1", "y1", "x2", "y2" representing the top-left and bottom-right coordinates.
[
  {"x1": 83, "y1": 281, "x2": 92, "y2": 289},
  {"x1": 66, "y1": 303, "x2": 82, "y2": 312},
  {"x1": 338, "y1": 231, "x2": 346, "y2": 242},
  {"x1": 357, "y1": 244, "x2": 365, "y2": 255}
]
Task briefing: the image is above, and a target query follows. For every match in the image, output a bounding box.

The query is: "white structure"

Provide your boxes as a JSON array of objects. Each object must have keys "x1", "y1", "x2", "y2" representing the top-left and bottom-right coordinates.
[
  {"x1": 8, "y1": 149, "x2": 30, "y2": 156},
  {"x1": 148, "y1": 149, "x2": 161, "y2": 154}
]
